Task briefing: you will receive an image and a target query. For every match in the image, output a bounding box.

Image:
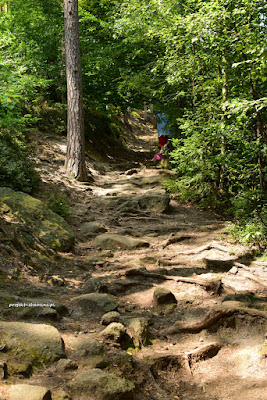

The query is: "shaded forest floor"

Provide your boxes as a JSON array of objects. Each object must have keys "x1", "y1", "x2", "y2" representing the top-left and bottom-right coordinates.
[{"x1": 0, "y1": 111, "x2": 267, "y2": 400}]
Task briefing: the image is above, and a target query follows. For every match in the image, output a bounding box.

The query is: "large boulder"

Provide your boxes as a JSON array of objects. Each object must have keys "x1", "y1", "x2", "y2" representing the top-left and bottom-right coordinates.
[
  {"x1": 0, "y1": 321, "x2": 65, "y2": 366},
  {"x1": 9, "y1": 384, "x2": 52, "y2": 400},
  {"x1": 69, "y1": 293, "x2": 118, "y2": 314},
  {"x1": 68, "y1": 368, "x2": 134, "y2": 400},
  {"x1": 93, "y1": 233, "x2": 149, "y2": 250},
  {"x1": 0, "y1": 187, "x2": 74, "y2": 251}
]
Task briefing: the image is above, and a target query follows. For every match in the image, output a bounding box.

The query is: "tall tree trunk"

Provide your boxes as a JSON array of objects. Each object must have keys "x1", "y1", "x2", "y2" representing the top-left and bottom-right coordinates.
[{"x1": 64, "y1": 0, "x2": 88, "y2": 181}]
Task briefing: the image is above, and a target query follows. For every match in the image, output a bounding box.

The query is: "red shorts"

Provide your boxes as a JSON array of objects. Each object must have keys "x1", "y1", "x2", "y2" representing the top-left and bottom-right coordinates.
[{"x1": 158, "y1": 135, "x2": 168, "y2": 146}]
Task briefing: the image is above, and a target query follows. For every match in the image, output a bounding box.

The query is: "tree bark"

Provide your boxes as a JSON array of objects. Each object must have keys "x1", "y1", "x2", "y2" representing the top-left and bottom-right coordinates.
[{"x1": 64, "y1": 0, "x2": 88, "y2": 181}]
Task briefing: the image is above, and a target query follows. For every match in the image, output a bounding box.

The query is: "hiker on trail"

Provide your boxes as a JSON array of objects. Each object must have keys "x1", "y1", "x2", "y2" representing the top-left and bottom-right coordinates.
[
  {"x1": 152, "y1": 112, "x2": 170, "y2": 162},
  {"x1": 154, "y1": 112, "x2": 169, "y2": 152}
]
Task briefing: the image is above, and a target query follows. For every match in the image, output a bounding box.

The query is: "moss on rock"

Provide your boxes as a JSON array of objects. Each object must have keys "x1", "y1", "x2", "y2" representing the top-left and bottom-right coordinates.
[{"x1": 0, "y1": 187, "x2": 74, "y2": 251}]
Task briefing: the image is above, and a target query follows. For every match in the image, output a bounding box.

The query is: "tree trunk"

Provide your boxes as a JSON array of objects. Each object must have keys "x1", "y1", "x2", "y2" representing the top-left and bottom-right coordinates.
[{"x1": 64, "y1": 0, "x2": 88, "y2": 181}]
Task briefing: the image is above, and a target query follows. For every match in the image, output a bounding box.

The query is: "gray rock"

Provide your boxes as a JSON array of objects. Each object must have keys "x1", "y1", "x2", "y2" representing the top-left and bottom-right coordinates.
[
  {"x1": 83, "y1": 277, "x2": 109, "y2": 293},
  {"x1": 9, "y1": 384, "x2": 52, "y2": 400},
  {"x1": 70, "y1": 293, "x2": 118, "y2": 314},
  {"x1": 80, "y1": 222, "x2": 107, "y2": 236},
  {"x1": 93, "y1": 233, "x2": 149, "y2": 250},
  {"x1": 101, "y1": 323, "x2": 126, "y2": 343},
  {"x1": 56, "y1": 359, "x2": 78, "y2": 372},
  {"x1": 137, "y1": 190, "x2": 170, "y2": 213},
  {"x1": 73, "y1": 336, "x2": 104, "y2": 357},
  {"x1": 153, "y1": 287, "x2": 177, "y2": 308},
  {"x1": 68, "y1": 368, "x2": 134, "y2": 400},
  {"x1": 0, "y1": 187, "x2": 74, "y2": 252},
  {"x1": 127, "y1": 317, "x2": 151, "y2": 348},
  {"x1": 101, "y1": 311, "x2": 121, "y2": 326},
  {"x1": 0, "y1": 322, "x2": 65, "y2": 366}
]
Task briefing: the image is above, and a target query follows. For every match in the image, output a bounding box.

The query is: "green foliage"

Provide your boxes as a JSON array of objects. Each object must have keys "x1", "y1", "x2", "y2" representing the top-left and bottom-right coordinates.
[
  {"x1": 0, "y1": 130, "x2": 40, "y2": 193},
  {"x1": 46, "y1": 194, "x2": 71, "y2": 219},
  {"x1": 34, "y1": 103, "x2": 67, "y2": 135},
  {"x1": 109, "y1": 121, "x2": 122, "y2": 142},
  {"x1": 227, "y1": 220, "x2": 267, "y2": 248}
]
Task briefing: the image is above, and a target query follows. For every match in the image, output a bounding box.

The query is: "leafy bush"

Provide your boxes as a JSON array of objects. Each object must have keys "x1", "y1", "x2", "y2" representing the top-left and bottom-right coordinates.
[
  {"x1": 227, "y1": 219, "x2": 267, "y2": 249},
  {"x1": 0, "y1": 130, "x2": 40, "y2": 193},
  {"x1": 47, "y1": 194, "x2": 71, "y2": 219}
]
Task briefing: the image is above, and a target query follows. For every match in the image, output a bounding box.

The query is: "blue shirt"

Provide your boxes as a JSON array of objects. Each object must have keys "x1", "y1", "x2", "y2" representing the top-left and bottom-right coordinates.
[{"x1": 155, "y1": 113, "x2": 169, "y2": 137}]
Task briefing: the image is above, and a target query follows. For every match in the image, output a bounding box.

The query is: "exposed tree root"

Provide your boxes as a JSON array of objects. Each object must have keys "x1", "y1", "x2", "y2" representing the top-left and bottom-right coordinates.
[
  {"x1": 176, "y1": 241, "x2": 230, "y2": 255},
  {"x1": 160, "y1": 304, "x2": 267, "y2": 335},
  {"x1": 169, "y1": 276, "x2": 222, "y2": 293},
  {"x1": 125, "y1": 268, "x2": 222, "y2": 292},
  {"x1": 162, "y1": 234, "x2": 193, "y2": 249}
]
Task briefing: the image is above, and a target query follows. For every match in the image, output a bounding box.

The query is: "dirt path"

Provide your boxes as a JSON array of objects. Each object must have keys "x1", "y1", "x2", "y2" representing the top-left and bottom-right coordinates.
[{"x1": 1, "y1": 112, "x2": 267, "y2": 400}]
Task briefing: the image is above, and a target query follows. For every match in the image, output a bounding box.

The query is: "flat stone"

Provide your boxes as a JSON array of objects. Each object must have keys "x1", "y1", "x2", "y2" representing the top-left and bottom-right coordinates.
[
  {"x1": 68, "y1": 368, "x2": 134, "y2": 400},
  {"x1": 9, "y1": 384, "x2": 52, "y2": 400},
  {"x1": 93, "y1": 234, "x2": 149, "y2": 250},
  {"x1": 70, "y1": 293, "x2": 118, "y2": 314},
  {"x1": 0, "y1": 321, "x2": 65, "y2": 366}
]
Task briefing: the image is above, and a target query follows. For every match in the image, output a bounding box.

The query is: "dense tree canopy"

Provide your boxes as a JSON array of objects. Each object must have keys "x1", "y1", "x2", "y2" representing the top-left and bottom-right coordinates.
[{"x1": 0, "y1": 0, "x2": 266, "y2": 245}]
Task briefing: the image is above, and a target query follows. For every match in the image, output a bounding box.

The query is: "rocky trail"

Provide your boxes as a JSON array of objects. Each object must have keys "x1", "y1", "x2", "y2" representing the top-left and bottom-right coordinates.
[{"x1": 0, "y1": 112, "x2": 267, "y2": 400}]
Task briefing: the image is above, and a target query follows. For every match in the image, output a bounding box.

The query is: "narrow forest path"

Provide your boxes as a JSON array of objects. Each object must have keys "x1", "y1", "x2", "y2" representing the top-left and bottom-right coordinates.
[{"x1": 1, "y1": 112, "x2": 267, "y2": 400}]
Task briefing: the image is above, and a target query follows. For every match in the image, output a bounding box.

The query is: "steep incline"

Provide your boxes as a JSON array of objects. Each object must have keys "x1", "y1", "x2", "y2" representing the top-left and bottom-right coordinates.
[{"x1": 0, "y1": 111, "x2": 266, "y2": 400}]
